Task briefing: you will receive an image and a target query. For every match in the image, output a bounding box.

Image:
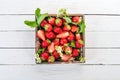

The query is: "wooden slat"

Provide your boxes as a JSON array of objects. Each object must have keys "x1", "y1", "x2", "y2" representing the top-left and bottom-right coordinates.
[
  {"x1": 0, "y1": 32, "x2": 35, "y2": 47},
  {"x1": 0, "y1": 49, "x2": 35, "y2": 64},
  {"x1": 0, "y1": 32, "x2": 120, "y2": 47},
  {"x1": 0, "y1": 65, "x2": 120, "y2": 80},
  {"x1": 0, "y1": 15, "x2": 120, "y2": 31},
  {"x1": 0, "y1": 0, "x2": 120, "y2": 14},
  {"x1": 0, "y1": 49, "x2": 120, "y2": 64}
]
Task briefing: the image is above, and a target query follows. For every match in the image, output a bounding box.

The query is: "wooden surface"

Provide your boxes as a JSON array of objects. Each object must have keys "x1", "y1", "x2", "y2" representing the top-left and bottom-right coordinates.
[{"x1": 0, "y1": 0, "x2": 120, "y2": 80}]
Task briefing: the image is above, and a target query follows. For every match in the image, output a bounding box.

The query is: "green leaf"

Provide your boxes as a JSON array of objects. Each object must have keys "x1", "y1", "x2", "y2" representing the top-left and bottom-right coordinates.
[
  {"x1": 63, "y1": 17, "x2": 72, "y2": 23},
  {"x1": 69, "y1": 41, "x2": 75, "y2": 47},
  {"x1": 57, "y1": 8, "x2": 67, "y2": 17},
  {"x1": 24, "y1": 20, "x2": 38, "y2": 28},
  {"x1": 37, "y1": 48, "x2": 45, "y2": 54},
  {"x1": 35, "y1": 8, "x2": 41, "y2": 20},
  {"x1": 77, "y1": 20, "x2": 86, "y2": 33},
  {"x1": 79, "y1": 57, "x2": 85, "y2": 63},
  {"x1": 37, "y1": 13, "x2": 48, "y2": 25}
]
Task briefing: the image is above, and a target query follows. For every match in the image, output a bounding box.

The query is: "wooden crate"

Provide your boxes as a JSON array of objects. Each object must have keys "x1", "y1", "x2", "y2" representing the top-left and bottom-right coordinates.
[{"x1": 35, "y1": 14, "x2": 85, "y2": 64}]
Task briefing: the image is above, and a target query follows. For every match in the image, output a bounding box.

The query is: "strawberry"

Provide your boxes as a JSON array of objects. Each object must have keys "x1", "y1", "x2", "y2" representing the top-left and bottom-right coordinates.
[
  {"x1": 72, "y1": 49, "x2": 80, "y2": 57},
  {"x1": 76, "y1": 34, "x2": 81, "y2": 40},
  {"x1": 48, "y1": 56, "x2": 55, "y2": 63},
  {"x1": 44, "y1": 24, "x2": 52, "y2": 32},
  {"x1": 48, "y1": 42, "x2": 55, "y2": 53},
  {"x1": 71, "y1": 25, "x2": 78, "y2": 32},
  {"x1": 53, "y1": 39, "x2": 59, "y2": 46},
  {"x1": 72, "y1": 16, "x2": 81, "y2": 23},
  {"x1": 64, "y1": 46, "x2": 72, "y2": 54},
  {"x1": 48, "y1": 17, "x2": 55, "y2": 25},
  {"x1": 53, "y1": 27, "x2": 62, "y2": 34},
  {"x1": 46, "y1": 31, "x2": 55, "y2": 39},
  {"x1": 61, "y1": 54, "x2": 71, "y2": 62},
  {"x1": 52, "y1": 50, "x2": 60, "y2": 59},
  {"x1": 40, "y1": 20, "x2": 48, "y2": 27},
  {"x1": 60, "y1": 38, "x2": 68, "y2": 45},
  {"x1": 62, "y1": 19, "x2": 66, "y2": 24},
  {"x1": 41, "y1": 52, "x2": 49, "y2": 60},
  {"x1": 55, "y1": 18, "x2": 62, "y2": 27},
  {"x1": 67, "y1": 32, "x2": 75, "y2": 42},
  {"x1": 75, "y1": 40, "x2": 84, "y2": 48},
  {"x1": 42, "y1": 40, "x2": 50, "y2": 48},
  {"x1": 56, "y1": 32, "x2": 69, "y2": 38},
  {"x1": 63, "y1": 24, "x2": 71, "y2": 31},
  {"x1": 37, "y1": 30, "x2": 45, "y2": 41}
]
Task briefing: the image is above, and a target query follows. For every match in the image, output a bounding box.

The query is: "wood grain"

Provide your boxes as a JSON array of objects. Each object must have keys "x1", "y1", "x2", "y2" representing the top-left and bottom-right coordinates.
[
  {"x1": 0, "y1": 49, "x2": 120, "y2": 64},
  {"x1": 0, "y1": 0, "x2": 120, "y2": 14},
  {"x1": 0, "y1": 32, "x2": 120, "y2": 47},
  {"x1": 1, "y1": 15, "x2": 120, "y2": 32},
  {"x1": 0, "y1": 65, "x2": 120, "y2": 80}
]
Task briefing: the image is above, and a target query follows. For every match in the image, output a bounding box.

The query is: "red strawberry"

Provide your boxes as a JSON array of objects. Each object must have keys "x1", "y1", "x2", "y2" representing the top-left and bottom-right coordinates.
[
  {"x1": 53, "y1": 51, "x2": 60, "y2": 59},
  {"x1": 63, "y1": 24, "x2": 71, "y2": 31},
  {"x1": 53, "y1": 27, "x2": 62, "y2": 34},
  {"x1": 67, "y1": 32, "x2": 75, "y2": 42},
  {"x1": 72, "y1": 49, "x2": 80, "y2": 57},
  {"x1": 76, "y1": 34, "x2": 81, "y2": 40},
  {"x1": 72, "y1": 16, "x2": 81, "y2": 23},
  {"x1": 48, "y1": 42, "x2": 55, "y2": 53},
  {"x1": 42, "y1": 40, "x2": 50, "y2": 48},
  {"x1": 62, "y1": 19, "x2": 66, "y2": 24},
  {"x1": 53, "y1": 39, "x2": 59, "y2": 46},
  {"x1": 75, "y1": 40, "x2": 84, "y2": 48},
  {"x1": 37, "y1": 30, "x2": 45, "y2": 41},
  {"x1": 71, "y1": 25, "x2": 78, "y2": 32},
  {"x1": 64, "y1": 46, "x2": 72, "y2": 54},
  {"x1": 46, "y1": 31, "x2": 55, "y2": 39},
  {"x1": 48, "y1": 17, "x2": 55, "y2": 25},
  {"x1": 55, "y1": 18, "x2": 62, "y2": 27},
  {"x1": 41, "y1": 52, "x2": 49, "y2": 60},
  {"x1": 56, "y1": 32, "x2": 69, "y2": 38},
  {"x1": 48, "y1": 56, "x2": 55, "y2": 63},
  {"x1": 44, "y1": 24, "x2": 52, "y2": 32},
  {"x1": 61, "y1": 54, "x2": 71, "y2": 62},
  {"x1": 60, "y1": 38, "x2": 68, "y2": 45},
  {"x1": 40, "y1": 20, "x2": 48, "y2": 27}
]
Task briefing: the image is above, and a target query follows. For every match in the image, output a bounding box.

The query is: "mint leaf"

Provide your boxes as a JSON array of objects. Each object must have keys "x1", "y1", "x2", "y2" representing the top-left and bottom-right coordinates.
[
  {"x1": 57, "y1": 8, "x2": 67, "y2": 17},
  {"x1": 24, "y1": 20, "x2": 38, "y2": 28},
  {"x1": 78, "y1": 20, "x2": 86, "y2": 33},
  {"x1": 37, "y1": 13, "x2": 48, "y2": 25},
  {"x1": 35, "y1": 8, "x2": 40, "y2": 20},
  {"x1": 37, "y1": 48, "x2": 45, "y2": 54},
  {"x1": 63, "y1": 17, "x2": 72, "y2": 23}
]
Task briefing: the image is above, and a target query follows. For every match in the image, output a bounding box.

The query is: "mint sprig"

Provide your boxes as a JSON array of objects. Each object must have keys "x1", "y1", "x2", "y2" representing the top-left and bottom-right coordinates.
[
  {"x1": 78, "y1": 19, "x2": 86, "y2": 33},
  {"x1": 24, "y1": 8, "x2": 48, "y2": 28},
  {"x1": 24, "y1": 21, "x2": 38, "y2": 28}
]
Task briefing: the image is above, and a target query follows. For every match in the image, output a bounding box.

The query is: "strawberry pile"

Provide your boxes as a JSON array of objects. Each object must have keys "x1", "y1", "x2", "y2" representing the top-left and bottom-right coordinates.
[{"x1": 24, "y1": 8, "x2": 86, "y2": 63}]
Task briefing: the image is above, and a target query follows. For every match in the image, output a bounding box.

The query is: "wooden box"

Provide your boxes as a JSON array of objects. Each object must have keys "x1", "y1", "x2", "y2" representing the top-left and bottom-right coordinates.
[{"x1": 35, "y1": 14, "x2": 85, "y2": 64}]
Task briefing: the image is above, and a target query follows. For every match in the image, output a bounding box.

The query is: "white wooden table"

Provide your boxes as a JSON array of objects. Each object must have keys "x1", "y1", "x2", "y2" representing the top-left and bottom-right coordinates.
[{"x1": 0, "y1": 0, "x2": 120, "y2": 80}]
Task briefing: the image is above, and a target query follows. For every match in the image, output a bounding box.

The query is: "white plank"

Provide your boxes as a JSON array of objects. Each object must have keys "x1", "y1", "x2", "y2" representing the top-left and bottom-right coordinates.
[
  {"x1": 1, "y1": 15, "x2": 120, "y2": 31},
  {"x1": 0, "y1": 65, "x2": 120, "y2": 80},
  {"x1": 0, "y1": 49, "x2": 35, "y2": 64},
  {"x1": 85, "y1": 15, "x2": 120, "y2": 32},
  {"x1": 0, "y1": 32, "x2": 120, "y2": 47},
  {"x1": 86, "y1": 32, "x2": 120, "y2": 47},
  {"x1": 0, "y1": 0, "x2": 120, "y2": 14},
  {"x1": 0, "y1": 49, "x2": 120, "y2": 64},
  {"x1": 0, "y1": 15, "x2": 34, "y2": 31},
  {"x1": 0, "y1": 32, "x2": 35, "y2": 47}
]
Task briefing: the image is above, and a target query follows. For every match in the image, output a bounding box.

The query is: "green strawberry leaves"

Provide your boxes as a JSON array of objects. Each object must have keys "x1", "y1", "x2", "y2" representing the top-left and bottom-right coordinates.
[
  {"x1": 35, "y1": 8, "x2": 40, "y2": 20},
  {"x1": 37, "y1": 13, "x2": 48, "y2": 25},
  {"x1": 36, "y1": 48, "x2": 45, "y2": 55},
  {"x1": 78, "y1": 19, "x2": 86, "y2": 33},
  {"x1": 24, "y1": 21, "x2": 38, "y2": 28},
  {"x1": 24, "y1": 8, "x2": 48, "y2": 28}
]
